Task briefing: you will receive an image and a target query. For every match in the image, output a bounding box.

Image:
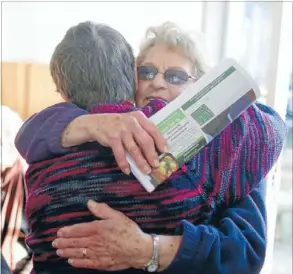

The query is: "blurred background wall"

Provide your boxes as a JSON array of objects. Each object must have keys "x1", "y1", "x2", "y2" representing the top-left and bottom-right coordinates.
[{"x1": 1, "y1": 2, "x2": 292, "y2": 274}]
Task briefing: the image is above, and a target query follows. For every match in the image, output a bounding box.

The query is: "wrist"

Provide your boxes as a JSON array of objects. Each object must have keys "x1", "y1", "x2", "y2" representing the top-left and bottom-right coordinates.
[
  {"x1": 61, "y1": 115, "x2": 95, "y2": 147},
  {"x1": 132, "y1": 233, "x2": 153, "y2": 269},
  {"x1": 131, "y1": 234, "x2": 182, "y2": 272},
  {"x1": 157, "y1": 235, "x2": 182, "y2": 272}
]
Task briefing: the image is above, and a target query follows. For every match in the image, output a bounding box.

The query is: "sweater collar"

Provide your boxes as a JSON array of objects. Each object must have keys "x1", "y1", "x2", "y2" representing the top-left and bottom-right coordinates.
[{"x1": 89, "y1": 101, "x2": 135, "y2": 114}]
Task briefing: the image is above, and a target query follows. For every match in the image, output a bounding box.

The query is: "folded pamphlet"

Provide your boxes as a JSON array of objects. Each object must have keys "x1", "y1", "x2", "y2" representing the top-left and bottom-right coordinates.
[{"x1": 126, "y1": 58, "x2": 261, "y2": 192}]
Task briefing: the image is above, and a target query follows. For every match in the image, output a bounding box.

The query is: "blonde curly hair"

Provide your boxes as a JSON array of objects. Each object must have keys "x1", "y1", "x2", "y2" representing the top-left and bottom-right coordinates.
[{"x1": 137, "y1": 21, "x2": 211, "y2": 79}]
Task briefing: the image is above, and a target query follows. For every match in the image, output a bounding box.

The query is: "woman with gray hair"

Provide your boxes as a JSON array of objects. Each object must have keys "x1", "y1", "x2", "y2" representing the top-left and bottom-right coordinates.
[{"x1": 15, "y1": 21, "x2": 286, "y2": 274}]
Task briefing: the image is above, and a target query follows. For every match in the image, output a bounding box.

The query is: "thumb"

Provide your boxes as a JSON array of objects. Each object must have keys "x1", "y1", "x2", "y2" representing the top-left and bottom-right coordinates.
[{"x1": 87, "y1": 200, "x2": 122, "y2": 220}]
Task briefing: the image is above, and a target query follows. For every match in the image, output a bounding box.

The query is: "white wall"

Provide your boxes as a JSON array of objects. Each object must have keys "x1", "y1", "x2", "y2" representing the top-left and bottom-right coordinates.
[{"x1": 2, "y1": 1, "x2": 204, "y2": 63}]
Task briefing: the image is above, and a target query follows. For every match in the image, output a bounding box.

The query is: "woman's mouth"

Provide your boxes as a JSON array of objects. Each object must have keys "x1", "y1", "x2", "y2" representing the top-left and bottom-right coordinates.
[{"x1": 146, "y1": 96, "x2": 166, "y2": 102}]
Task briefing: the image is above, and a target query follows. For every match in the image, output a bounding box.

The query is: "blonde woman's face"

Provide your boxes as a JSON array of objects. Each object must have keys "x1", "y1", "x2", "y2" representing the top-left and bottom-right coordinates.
[{"x1": 136, "y1": 44, "x2": 195, "y2": 107}]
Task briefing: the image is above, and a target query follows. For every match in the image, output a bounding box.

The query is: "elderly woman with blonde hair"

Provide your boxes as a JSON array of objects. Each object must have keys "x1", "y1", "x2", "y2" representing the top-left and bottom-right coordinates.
[{"x1": 15, "y1": 21, "x2": 286, "y2": 274}]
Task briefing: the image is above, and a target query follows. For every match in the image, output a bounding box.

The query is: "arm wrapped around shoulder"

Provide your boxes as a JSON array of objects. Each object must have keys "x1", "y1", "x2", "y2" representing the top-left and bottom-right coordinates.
[{"x1": 199, "y1": 102, "x2": 288, "y2": 205}]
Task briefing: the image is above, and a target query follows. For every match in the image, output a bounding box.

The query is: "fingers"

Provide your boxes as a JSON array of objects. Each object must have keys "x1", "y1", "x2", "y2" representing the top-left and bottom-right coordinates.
[
  {"x1": 87, "y1": 201, "x2": 123, "y2": 220},
  {"x1": 57, "y1": 247, "x2": 109, "y2": 259},
  {"x1": 135, "y1": 112, "x2": 168, "y2": 153},
  {"x1": 106, "y1": 111, "x2": 167, "y2": 175},
  {"x1": 122, "y1": 131, "x2": 152, "y2": 174},
  {"x1": 109, "y1": 138, "x2": 130, "y2": 174},
  {"x1": 133, "y1": 129, "x2": 159, "y2": 169},
  {"x1": 68, "y1": 258, "x2": 128, "y2": 271},
  {"x1": 56, "y1": 203, "x2": 124, "y2": 239},
  {"x1": 57, "y1": 247, "x2": 90, "y2": 258},
  {"x1": 53, "y1": 236, "x2": 94, "y2": 249},
  {"x1": 56, "y1": 222, "x2": 98, "y2": 238},
  {"x1": 57, "y1": 248, "x2": 81, "y2": 258},
  {"x1": 68, "y1": 257, "x2": 115, "y2": 270}
]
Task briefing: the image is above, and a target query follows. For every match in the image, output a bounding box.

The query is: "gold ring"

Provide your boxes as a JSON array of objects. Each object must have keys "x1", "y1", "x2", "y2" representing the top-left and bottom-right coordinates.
[{"x1": 82, "y1": 248, "x2": 87, "y2": 257}]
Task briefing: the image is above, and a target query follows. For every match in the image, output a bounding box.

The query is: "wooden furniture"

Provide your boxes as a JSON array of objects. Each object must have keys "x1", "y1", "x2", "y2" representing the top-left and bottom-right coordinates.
[{"x1": 2, "y1": 62, "x2": 63, "y2": 119}]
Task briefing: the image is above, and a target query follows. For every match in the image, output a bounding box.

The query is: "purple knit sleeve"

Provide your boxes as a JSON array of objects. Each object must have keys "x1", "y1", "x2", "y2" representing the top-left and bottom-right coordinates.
[
  {"x1": 15, "y1": 102, "x2": 87, "y2": 164},
  {"x1": 209, "y1": 103, "x2": 287, "y2": 204}
]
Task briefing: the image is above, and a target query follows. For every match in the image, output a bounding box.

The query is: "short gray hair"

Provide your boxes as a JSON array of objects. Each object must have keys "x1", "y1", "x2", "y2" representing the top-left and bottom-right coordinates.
[
  {"x1": 50, "y1": 21, "x2": 135, "y2": 110},
  {"x1": 137, "y1": 22, "x2": 210, "y2": 79}
]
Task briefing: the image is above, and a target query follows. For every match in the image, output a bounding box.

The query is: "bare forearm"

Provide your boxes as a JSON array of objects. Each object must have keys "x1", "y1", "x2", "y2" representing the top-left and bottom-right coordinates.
[
  {"x1": 61, "y1": 115, "x2": 94, "y2": 147},
  {"x1": 61, "y1": 113, "x2": 124, "y2": 149},
  {"x1": 60, "y1": 110, "x2": 166, "y2": 174},
  {"x1": 158, "y1": 235, "x2": 182, "y2": 271}
]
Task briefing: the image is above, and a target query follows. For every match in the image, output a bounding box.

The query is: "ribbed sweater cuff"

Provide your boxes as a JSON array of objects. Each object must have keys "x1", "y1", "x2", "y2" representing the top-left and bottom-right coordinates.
[{"x1": 163, "y1": 220, "x2": 201, "y2": 273}]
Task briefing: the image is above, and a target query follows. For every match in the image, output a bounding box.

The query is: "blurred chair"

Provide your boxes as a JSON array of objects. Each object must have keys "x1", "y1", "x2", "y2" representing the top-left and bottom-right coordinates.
[
  {"x1": 1, "y1": 253, "x2": 12, "y2": 274},
  {"x1": 1, "y1": 106, "x2": 31, "y2": 273}
]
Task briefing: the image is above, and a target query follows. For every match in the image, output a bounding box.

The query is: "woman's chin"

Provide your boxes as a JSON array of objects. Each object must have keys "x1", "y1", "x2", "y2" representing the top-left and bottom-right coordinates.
[{"x1": 135, "y1": 99, "x2": 148, "y2": 108}]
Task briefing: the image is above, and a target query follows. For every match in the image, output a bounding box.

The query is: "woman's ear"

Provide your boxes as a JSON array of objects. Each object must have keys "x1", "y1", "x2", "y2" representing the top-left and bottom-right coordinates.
[{"x1": 61, "y1": 93, "x2": 69, "y2": 102}]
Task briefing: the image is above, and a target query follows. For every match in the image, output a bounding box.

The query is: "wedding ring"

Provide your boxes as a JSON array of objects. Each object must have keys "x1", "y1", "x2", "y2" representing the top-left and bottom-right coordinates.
[{"x1": 82, "y1": 248, "x2": 87, "y2": 257}]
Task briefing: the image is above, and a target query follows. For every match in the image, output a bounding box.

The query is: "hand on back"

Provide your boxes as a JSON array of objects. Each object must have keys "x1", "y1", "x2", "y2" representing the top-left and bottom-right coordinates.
[{"x1": 78, "y1": 112, "x2": 167, "y2": 175}]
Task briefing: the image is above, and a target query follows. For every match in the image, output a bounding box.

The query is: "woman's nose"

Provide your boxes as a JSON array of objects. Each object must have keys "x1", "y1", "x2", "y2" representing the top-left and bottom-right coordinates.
[{"x1": 150, "y1": 73, "x2": 168, "y2": 90}]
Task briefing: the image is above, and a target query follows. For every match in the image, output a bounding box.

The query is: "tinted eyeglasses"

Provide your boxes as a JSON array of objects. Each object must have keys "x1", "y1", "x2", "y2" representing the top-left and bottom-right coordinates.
[{"x1": 137, "y1": 65, "x2": 197, "y2": 85}]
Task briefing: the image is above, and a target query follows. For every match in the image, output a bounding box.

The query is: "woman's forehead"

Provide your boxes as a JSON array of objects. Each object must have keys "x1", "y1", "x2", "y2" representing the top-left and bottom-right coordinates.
[{"x1": 141, "y1": 45, "x2": 193, "y2": 71}]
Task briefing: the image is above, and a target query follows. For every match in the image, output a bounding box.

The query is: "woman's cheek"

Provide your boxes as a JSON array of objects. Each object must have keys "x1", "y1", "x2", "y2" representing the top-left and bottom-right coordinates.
[
  {"x1": 169, "y1": 88, "x2": 183, "y2": 102},
  {"x1": 136, "y1": 86, "x2": 147, "y2": 106},
  {"x1": 135, "y1": 94, "x2": 145, "y2": 107}
]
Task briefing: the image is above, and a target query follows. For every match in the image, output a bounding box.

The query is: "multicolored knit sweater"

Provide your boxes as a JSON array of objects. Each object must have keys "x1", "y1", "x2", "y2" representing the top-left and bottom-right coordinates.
[{"x1": 24, "y1": 99, "x2": 286, "y2": 273}]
